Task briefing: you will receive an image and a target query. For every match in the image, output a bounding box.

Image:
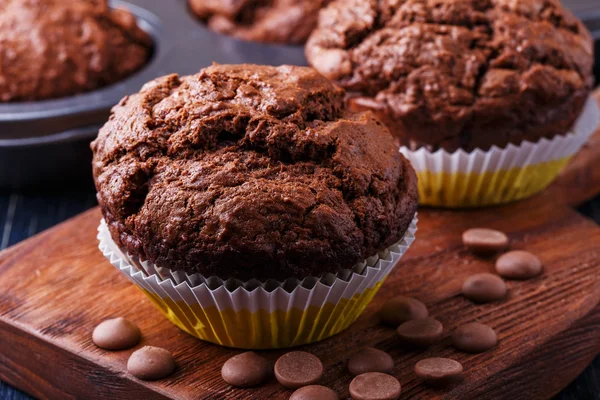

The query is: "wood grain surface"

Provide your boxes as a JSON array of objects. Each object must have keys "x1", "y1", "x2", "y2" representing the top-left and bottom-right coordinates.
[
  {"x1": 0, "y1": 96, "x2": 599, "y2": 400},
  {"x1": 0, "y1": 198, "x2": 599, "y2": 399}
]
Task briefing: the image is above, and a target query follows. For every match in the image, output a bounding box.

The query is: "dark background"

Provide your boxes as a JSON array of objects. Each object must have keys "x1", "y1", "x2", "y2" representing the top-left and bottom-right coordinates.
[{"x1": 2, "y1": 0, "x2": 600, "y2": 398}]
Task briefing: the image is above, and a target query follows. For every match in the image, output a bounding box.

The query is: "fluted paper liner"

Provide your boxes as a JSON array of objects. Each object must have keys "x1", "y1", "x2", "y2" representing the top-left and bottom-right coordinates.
[
  {"x1": 400, "y1": 96, "x2": 600, "y2": 208},
  {"x1": 98, "y1": 216, "x2": 417, "y2": 349}
]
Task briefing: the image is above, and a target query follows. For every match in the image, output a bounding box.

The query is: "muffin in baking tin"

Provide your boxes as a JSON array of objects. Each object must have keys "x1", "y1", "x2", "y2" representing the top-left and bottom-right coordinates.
[
  {"x1": 188, "y1": 0, "x2": 333, "y2": 45},
  {"x1": 0, "y1": 0, "x2": 151, "y2": 102}
]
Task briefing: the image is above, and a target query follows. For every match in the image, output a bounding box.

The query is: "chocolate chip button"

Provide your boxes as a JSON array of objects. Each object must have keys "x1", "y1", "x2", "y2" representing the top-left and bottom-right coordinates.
[
  {"x1": 92, "y1": 317, "x2": 141, "y2": 350},
  {"x1": 127, "y1": 346, "x2": 175, "y2": 380},
  {"x1": 415, "y1": 358, "x2": 464, "y2": 387},
  {"x1": 290, "y1": 385, "x2": 339, "y2": 400},
  {"x1": 348, "y1": 347, "x2": 394, "y2": 376},
  {"x1": 349, "y1": 372, "x2": 401, "y2": 400},
  {"x1": 274, "y1": 351, "x2": 323, "y2": 389},
  {"x1": 378, "y1": 296, "x2": 429, "y2": 327},
  {"x1": 462, "y1": 273, "x2": 507, "y2": 303},
  {"x1": 496, "y1": 250, "x2": 543, "y2": 279},
  {"x1": 462, "y1": 228, "x2": 508, "y2": 253},
  {"x1": 221, "y1": 351, "x2": 271, "y2": 388},
  {"x1": 396, "y1": 318, "x2": 443, "y2": 346},
  {"x1": 452, "y1": 323, "x2": 498, "y2": 353}
]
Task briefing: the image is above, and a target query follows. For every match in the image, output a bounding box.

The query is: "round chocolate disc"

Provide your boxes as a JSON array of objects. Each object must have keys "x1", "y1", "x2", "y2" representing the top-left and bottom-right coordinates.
[
  {"x1": 274, "y1": 351, "x2": 323, "y2": 389},
  {"x1": 221, "y1": 351, "x2": 271, "y2": 388},
  {"x1": 495, "y1": 250, "x2": 543, "y2": 279},
  {"x1": 462, "y1": 228, "x2": 509, "y2": 253},
  {"x1": 92, "y1": 317, "x2": 141, "y2": 350},
  {"x1": 348, "y1": 347, "x2": 394, "y2": 376},
  {"x1": 290, "y1": 385, "x2": 339, "y2": 400},
  {"x1": 127, "y1": 346, "x2": 175, "y2": 380},
  {"x1": 396, "y1": 318, "x2": 444, "y2": 347},
  {"x1": 452, "y1": 323, "x2": 498, "y2": 353},
  {"x1": 349, "y1": 372, "x2": 401, "y2": 400},
  {"x1": 378, "y1": 296, "x2": 429, "y2": 327},
  {"x1": 415, "y1": 357, "x2": 464, "y2": 386},
  {"x1": 462, "y1": 273, "x2": 507, "y2": 303}
]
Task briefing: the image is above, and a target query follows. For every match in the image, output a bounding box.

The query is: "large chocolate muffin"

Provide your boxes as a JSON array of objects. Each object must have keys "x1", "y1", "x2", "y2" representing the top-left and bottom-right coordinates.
[
  {"x1": 189, "y1": 0, "x2": 332, "y2": 45},
  {"x1": 92, "y1": 64, "x2": 418, "y2": 281},
  {"x1": 0, "y1": 0, "x2": 151, "y2": 102},
  {"x1": 305, "y1": 0, "x2": 595, "y2": 151}
]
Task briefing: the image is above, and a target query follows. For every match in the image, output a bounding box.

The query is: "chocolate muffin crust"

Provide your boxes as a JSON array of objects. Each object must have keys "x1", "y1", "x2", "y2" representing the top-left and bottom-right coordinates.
[
  {"x1": 189, "y1": 0, "x2": 332, "y2": 45},
  {"x1": 92, "y1": 64, "x2": 418, "y2": 280},
  {"x1": 0, "y1": 0, "x2": 151, "y2": 102},
  {"x1": 306, "y1": 0, "x2": 594, "y2": 151}
]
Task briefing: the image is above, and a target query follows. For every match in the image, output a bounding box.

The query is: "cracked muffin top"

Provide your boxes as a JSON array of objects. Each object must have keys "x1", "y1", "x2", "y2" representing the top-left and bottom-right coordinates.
[
  {"x1": 92, "y1": 64, "x2": 418, "y2": 281},
  {"x1": 305, "y1": 0, "x2": 594, "y2": 151},
  {"x1": 0, "y1": 0, "x2": 151, "y2": 102},
  {"x1": 189, "y1": 0, "x2": 333, "y2": 45}
]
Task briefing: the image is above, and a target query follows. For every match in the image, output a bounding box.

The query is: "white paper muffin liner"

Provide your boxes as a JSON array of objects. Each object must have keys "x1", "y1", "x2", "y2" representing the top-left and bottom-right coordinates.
[
  {"x1": 400, "y1": 96, "x2": 600, "y2": 207},
  {"x1": 98, "y1": 215, "x2": 417, "y2": 349}
]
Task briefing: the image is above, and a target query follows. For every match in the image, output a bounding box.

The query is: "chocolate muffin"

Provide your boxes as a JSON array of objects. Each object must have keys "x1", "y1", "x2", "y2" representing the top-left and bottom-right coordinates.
[
  {"x1": 305, "y1": 0, "x2": 595, "y2": 151},
  {"x1": 189, "y1": 0, "x2": 332, "y2": 45},
  {"x1": 92, "y1": 64, "x2": 418, "y2": 281},
  {"x1": 0, "y1": 0, "x2": 151, "y2": 102}
]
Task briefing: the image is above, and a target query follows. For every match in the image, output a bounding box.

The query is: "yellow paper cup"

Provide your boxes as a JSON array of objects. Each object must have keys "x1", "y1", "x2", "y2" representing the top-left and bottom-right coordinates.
[
  {"x1": 400, "y1": 96, "x2": 600, "y2": 208},
  {"x1": 98, "y1": 216, "x2": 417, "y2": 349}
]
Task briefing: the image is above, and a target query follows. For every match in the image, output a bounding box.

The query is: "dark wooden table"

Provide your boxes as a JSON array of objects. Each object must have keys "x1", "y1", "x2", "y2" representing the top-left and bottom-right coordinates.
[{"x1": 0, "y1": 189, "x2": 598, "y2": 400}]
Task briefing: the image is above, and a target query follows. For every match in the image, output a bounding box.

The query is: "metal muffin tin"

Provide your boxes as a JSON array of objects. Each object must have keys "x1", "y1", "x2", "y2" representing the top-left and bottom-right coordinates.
[
  {"x1": 0, "y1": 0, "x2": 598, "y2": 188},
  {"x1": 0, "y1": 0, "x2": 307, "y2": 188}
]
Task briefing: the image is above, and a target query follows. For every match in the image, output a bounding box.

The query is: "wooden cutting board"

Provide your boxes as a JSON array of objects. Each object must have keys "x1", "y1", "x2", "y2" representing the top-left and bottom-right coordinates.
[{"x1": 1, "y1": 94, "x2": 600, "y2": 400}]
